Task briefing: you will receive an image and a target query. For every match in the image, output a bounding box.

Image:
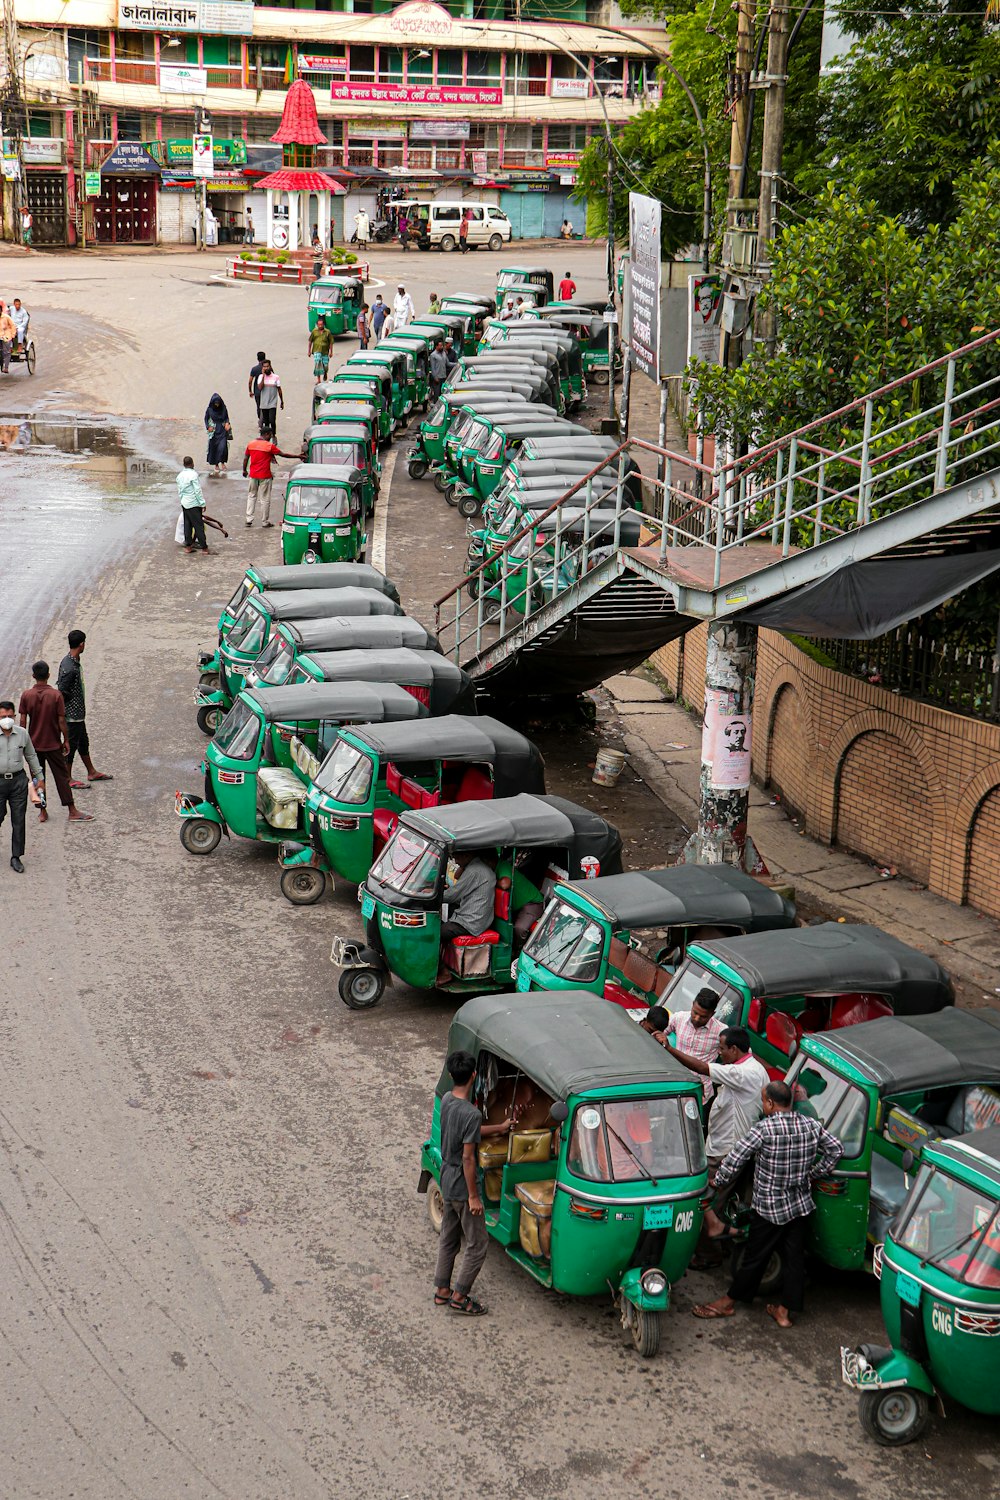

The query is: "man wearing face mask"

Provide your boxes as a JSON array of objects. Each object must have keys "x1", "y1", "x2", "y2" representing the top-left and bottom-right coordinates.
[{"x1": 0, "y1": 699, "x2": 43, "y2": 873}]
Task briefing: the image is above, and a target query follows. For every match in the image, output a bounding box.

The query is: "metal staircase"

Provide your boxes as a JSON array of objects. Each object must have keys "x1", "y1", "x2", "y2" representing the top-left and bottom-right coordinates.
[{"x1": 435, "y1": 329, "x2": 1000, "y2": 697}]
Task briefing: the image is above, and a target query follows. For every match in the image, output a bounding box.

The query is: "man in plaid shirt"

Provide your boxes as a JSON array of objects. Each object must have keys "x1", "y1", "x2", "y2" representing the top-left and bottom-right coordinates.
[{"x1": 693, "y1": 1080, "x2": 842, "y2": 1328}]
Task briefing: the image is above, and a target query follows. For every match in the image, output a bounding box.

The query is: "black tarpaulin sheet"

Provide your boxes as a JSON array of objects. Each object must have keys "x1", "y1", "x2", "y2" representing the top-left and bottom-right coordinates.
[{"x1": 737, "y1": 551, "x2": 1000, "y2": 638}]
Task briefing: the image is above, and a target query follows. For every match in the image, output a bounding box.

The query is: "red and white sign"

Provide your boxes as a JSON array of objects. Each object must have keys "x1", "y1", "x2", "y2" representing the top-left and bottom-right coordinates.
[
  {"x1": 387, "y1": 0, "x2": 455, "y2": 39},
  {"x1": 331, "y1": 81, "x2": 501, "y2": 106},
  {"x1": 299, "y1": 54, "x2": 348, "y2": 73}
]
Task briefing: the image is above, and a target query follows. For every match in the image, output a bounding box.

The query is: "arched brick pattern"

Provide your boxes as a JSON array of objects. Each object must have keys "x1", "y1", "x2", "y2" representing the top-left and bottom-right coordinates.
[
  {"x1": 835, "y1": 731, "x2": 933, "y2": 884},
  {"x1": 767, "y1": 685, "x2": 810, "y2": 821},
  {"x1": 966, "y1": 786, "x2": 1000, "y2": 919}
]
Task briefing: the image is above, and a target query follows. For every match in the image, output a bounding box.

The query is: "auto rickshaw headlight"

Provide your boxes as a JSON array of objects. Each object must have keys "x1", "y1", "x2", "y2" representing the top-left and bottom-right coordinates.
[
  {"x1": 305, "y1": 550, "x2": 318, "y2": 563},
  {"x1": 640, "y1": 1269, "x2": 667, "y2": 1297}
]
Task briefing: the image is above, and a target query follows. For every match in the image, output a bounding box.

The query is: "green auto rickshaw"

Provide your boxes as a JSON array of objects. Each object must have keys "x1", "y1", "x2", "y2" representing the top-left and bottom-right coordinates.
[
  {"x1": 450, "y1": 349, "x2": 563, "y2": 411},
  {"x1": 497, "y1": 282, "x2": 549, "y2": 312},
  {"x1": 842, "y1": 1124, "x2": 1000, "y2": 1445},
  {"x1": 328, "y1": 372, "x2": 394, "y2": 444},
  {"x1": 307, "y1": 276, "x2": 364, "y2": 335},
  {"x1": 345, "y1": 352, "x2": 410, "y2": 427},
  {"x1": 250, "y1": 615, "x2": 440, "y2": 691},
  {"x1": 379, "y1": 331, "x2": 431, "y2": 411},
  {"x1": 360, "y1": 345, "x2": 417, "y2": 419},
  {"x1": 313, "y1": 400, "x2": 382, "y2": 472},
  {"x1": 279, "y1": 714, "x2": 544, "y2": 903},
  {"x1": 782, "y1": 1008, "x2": 1000, "y2": 1273},
  {"x1": 516, "y1": 866, "x2": 797, "y2": 1004},
  {"x1": 468, "y1": 482, "x2": 621, "y2": 588},
  {"x1": 409, "y1": 390, "x2": 533, "y2": 482},
  {"x1": 491, "y1": 325, "x2": 586, "y2": 408},
  {"x1": 530, "y1": 307, "x2": 620, "y2": 386},
  {"x1": 281, "y1": 464, "x2": 368, "y2": 567},
  {"x1": 212, "y1": 585, "x2": 403, "y2": 722},
  {"x1": 409, "y1": 313, "x2": 467, "y2": 353},
  {"x1": 440, "y1": 296, "x2": 495, "y2": 350},
  {"x1": 275, "y1": 646, "x2": 475, "y2": 712},
  {"x1": 444, "y1": 403, "x2": 562, "y2": 502},
  {"x1": 448, "y1": 413, "x2": 580, "y2": 516},
  {"x1": 330, "y1": 793, "x2": 623, "y2": 1009},
  {"x1": 197, "y1": 561, "x2": 398, "y2": 690},
  {"x1": 496, "y1": 266, "x2": 555, "y2": 303},
  {"x1": 301, "y1": 425, "x2": 379, "y2": 509},
  {"x1": 659, "y1": 922, "x2": 955, "y2": 1078},
  {"x1": 176, "y1": 681, "x2": 429, "y2": 857},
  {"x1": 418, "y1": 990, "x2": 707, "y2": 1356},
  {"x1": 496, "y1": 504, "x2": 645, "y2": 615}
]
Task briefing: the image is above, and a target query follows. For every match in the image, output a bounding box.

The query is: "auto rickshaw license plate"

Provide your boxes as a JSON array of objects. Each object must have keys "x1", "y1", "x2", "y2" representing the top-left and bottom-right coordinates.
[
  {"x1": 643, "y1": 1202, "x2": 674, "y2": 1230},
  {"x1": 361, "y1": 894, "x2": 375, "y2": 920},
  {"x1": 896, "y1": 1271, "x2": 922, "y2": 1307}
]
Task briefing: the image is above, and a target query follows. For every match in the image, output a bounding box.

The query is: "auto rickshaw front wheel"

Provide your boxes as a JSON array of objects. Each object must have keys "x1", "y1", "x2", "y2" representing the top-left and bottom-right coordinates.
[
  {"x1": 444, "y1": 485, "x2": 460, "y2": 508},
  {"x1": 858, "y1": 1388, "x2": 929, "y2": 1446},
  {"x1": 627, "y1": 1304, "x2": 661, "y2": 1359},
  {"x1": 408, "y1": 457, "x2": 428, "y2": 480},
  {"x1": 433, "y1": 470, "x2": 448, "y2": 493},
  {"x1": 180, "y1": 818, "x2": 222, "y2": 856},
  {"x1": 457, "y1": 495, "x2": 479, "y2": 520},
  {"x1": 339, "y1": 967, "x2": 385, "y2": 1009},
  {"x1": 280, "y1": 866, "x2": 326, "y2": 905},
  {"x1": 426, "y1": 1179, "x2": 445, "y2": 1234},
  {"x1": 197, "y1": 704, "x2": 222, "y2": 736}
]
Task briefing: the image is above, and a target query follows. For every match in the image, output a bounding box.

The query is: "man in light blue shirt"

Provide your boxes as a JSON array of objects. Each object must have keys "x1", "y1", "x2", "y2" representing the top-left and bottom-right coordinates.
[{"x1": 176, "y1": 456, "x2": 209, "y2": 554}]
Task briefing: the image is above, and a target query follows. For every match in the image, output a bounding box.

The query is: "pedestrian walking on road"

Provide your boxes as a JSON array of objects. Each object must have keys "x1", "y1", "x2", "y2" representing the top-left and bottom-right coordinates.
[
  {"x1": 177, "y1": 456, "x2": 211, "y2": 554},
  {"x1": 58, "y1": 631, "x2": 112, "y2": 787},
  {"x1": 558, "y1": 272, "x2": 577, "y2": 302},
  {"x1": 244, "y1": 207, "x2": 255, "y2": 244},
  {"x1": 692, "y1": 1080, "x2": 843, "y2": 1328},
  {"x1": 248, "y1": 350, "x2": 266, "y2": 424},
  {"x1": 459, "y1": 210, "x2": 471, "y2": 254},
  {"x1": 243, "y1": 434, "x2": 297, "y2": 528},
  {"x1": 357, "y1": 303, "x2": 371, "y2": 350},
  {"x1": 433, "y1": 1049, "x2": 514, "y2": 1316},
  {"x1": 204, "y1": 393, "x2": 232, "y2": 475},
  {"x1": 0, "y1": 700, "x2": 43, "y2": 873},
  {"x1": 309, "y1": 315, "x2": 333, "y2": 384},
  {"x1": 393, "y1": 284, "x2": 415, "y2": 329},
  {"x1": 0, "y1": 305, "x2": 16, "y2": 374},
  {"x1": 257, "y1": 360, "x2": 283, "y2": 437},
  {"x1": 354, "y1": 209, "x2": 370, "y2": 250},
  {"x1": 18, "y1": 663, "x2": 92, "y2": 827},
  {"x1": 371, "y1": 295, "x2": 388, "y2": 339},
  {"x1": 428, "y1": 291, "x2": 441, "y2": 315}
]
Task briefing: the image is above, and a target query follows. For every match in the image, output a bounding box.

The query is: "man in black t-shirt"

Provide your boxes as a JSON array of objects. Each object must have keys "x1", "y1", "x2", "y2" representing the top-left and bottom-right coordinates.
[
  {"x1": 248, "y1": 349, "x2": 266, "y2": 422},
  {"x1": 434, "y1": 1050, "x2": 513, "y2": 1316}
]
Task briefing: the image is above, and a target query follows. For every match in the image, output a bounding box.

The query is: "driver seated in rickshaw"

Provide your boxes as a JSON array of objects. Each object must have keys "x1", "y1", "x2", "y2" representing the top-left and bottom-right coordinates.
[{"x1": 441, "y1": 849, "x2": 497, "y2": 943}]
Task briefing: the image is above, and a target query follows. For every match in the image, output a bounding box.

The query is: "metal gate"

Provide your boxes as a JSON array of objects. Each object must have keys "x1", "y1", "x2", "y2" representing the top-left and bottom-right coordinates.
[
  {"x1": 543, "y1": 190, "x2": 583, "y2": 238},
  {"x1": 25, "y1": 172, "x2": 68, "y2": 245},
  {"x1": 92, "y1": 177, "x2": 157, "y2": 244},
  {"x1": 499, "y1": 190, "x2": 545, "y2": 240}
]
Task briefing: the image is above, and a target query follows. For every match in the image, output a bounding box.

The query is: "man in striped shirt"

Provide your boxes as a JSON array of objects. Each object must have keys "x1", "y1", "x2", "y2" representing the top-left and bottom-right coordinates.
[{"x1": 663, "y1": 988, "x2": 725, "y2": 1103}]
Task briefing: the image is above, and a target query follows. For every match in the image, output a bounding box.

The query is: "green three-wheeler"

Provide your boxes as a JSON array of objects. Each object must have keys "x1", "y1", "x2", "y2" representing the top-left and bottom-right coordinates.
[
  {"x1": 302, "y1": 423, "x2": 380, "y2": 506},
  {"x1": 280, "y1": 464, "x2": 369, "y2": 568},
  {"x1": 331, "y1": 792, "x2": 622, "y2": 1009},
  {"x1": 409, "y1": 390, "x2": 533, "y2": 485},
  {"x1": 309, "y1": 406, "x2": 381, "y2": 478},
  {"x1": 250, "y1": 614, "x2": 440, "y2": 691},
  {"x1": 496, "y1": 267, "x2": 555, "y2": 302},
  {"x1": 177, "y1": 681, "x2": 429, "y2": 857},
  {"x1": 280, "y1": 714, "x2": 544, "y2": 903},
  {"x1": 344, "y1": 355, "x2": 410, "y2": 429},
  {"x1": 327, "y1": 373, "x2": 394, "y2": 444},
  {"x1": 306, "y1": 276, "x2": 364, "y2": 335},
  {"x1": 379, "y1": 332, "x2": 431, "y2": 411},
  {"x1": 419, "y1": 990, "x2": 707, "y2": 1357}
]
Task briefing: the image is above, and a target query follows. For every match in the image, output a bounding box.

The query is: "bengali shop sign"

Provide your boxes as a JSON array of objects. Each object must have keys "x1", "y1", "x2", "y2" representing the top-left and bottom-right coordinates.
[
  {"x1": 627, "y1": 191, "x2": 661, "y2": 381},
  {"x1": 331, "y1": 81, "x2": 501, "y2": 106}
]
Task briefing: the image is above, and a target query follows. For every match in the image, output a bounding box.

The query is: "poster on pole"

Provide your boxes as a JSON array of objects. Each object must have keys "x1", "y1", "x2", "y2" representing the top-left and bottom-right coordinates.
[
  {"x1": 626, "y1": 192, "x2": 661, "y2": 382},
  {"x1": 703, "y1": 688, "x2": 752, "y2": 791},
  {"x1": 687, "y1": 274, "x2": 723, "y2": 366},
  {"x1": 192, "y1": 134, "x2": 215, "y2": 178}
]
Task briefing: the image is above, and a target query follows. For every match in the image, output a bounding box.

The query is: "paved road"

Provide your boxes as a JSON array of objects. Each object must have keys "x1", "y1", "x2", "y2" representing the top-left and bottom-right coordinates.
[{"x1": 0, "y1": 249, "x2": 994, "y2": 1498}]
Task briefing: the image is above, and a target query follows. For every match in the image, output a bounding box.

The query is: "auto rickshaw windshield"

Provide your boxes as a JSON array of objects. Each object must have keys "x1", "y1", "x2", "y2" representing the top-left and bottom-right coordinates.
[
  {"x1": 659, "y1": 957, "x2": 743, "y2": 1023},
  {"x1": 213, "y1": 698, "x2": 261, "y2": 759},
  {"x1": 285, "y1": 484, "x2": 351, "y2": 519},
  {"x1": 309, "y1": 283, "x2": 342, "y2": 304},
  {"x1": 567, "y1": 1097, "x2": 705, "y2": 1183},
  {"x1": 526, "y1": 899, "x2": 605, "y2": 982},
  {"x1": 316, "y1": 739, "x2": 374, "y2": 803},
  {"x1": 895, "y1": 1163, "x2": 1000, "y2": 1286},
  {"x1": 226, "y1": 577, "x2": 253, "y2": 613},
  {"x1": 370, "y1": 827, "x2": 442, "y2": 897},
  {"x1": 226, "y1": 603, "x2": 267, "y2": 654},
  {"x1": 254, "y1": 637, "x2": 295, "y2": 686},
  {"x1": 786, "y1": 1054, "x2": 868, "y2": 1156},
  {"x1": 311, "y1": 439, "x2": 365, "y2": 468}
]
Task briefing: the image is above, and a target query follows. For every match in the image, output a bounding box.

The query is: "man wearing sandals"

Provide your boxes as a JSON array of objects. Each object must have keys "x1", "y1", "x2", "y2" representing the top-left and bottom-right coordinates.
[
  {"x1": 692, "y1": 1080, "x2": 842, "y2": 1328},
  {"x1": 433, "y1": 1050, "x2": 514, "y2": 1317},
  {"x1": 57, "y1": 631, "x2": 113, "y2": 788}
]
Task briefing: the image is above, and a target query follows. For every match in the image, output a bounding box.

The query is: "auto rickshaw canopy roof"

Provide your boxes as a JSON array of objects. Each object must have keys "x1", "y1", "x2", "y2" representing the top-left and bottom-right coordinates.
[
  {"x1": 929, "y1": 1124, "x2": 1000, "y2": 1192},
  {"x1": 402, "y1": 792, "x2": 622, "y2": 869},
  {"x1": 303, "y1": 648, "x2": 475, "y2": 709},
  {"x1": 443, "y1": 390, "x2": 531, "y2": 407},
  {"x1": 341, "y1": 715, "x2": 544, "y2": 795},
  {"x1": 558, "y1": 864, "x2": 796, "y2": 932},
  {"x1": 287, "y1": 462, "x2": 366, "y2": 489},
  {"x1": 443, "y1": 991, "x2": 696, "y2": 1101},
  {"x1": 807, "y1": 1009, "x2": 1000, "y2": 1094},
  {"x1": 250, "y1": 587, "x2": 403, "y2": 621},
  {"x1": 697, "y1": 923, "x2": 954, "y2": 1010},
  {"x1": 486, "y1": 417, "x2": 579, "y2": 439},
  {"x1": 303, "y1": 423, "x2": 373, "y2": 445},
  {"x1": 247, "y1": 563, "x2": 399, "y2": 601},
  {"x1": 244, "y1": 680, "x2": 429, "y2": 723},
  {"x1": 287, "y1": 615, "x2": 439, "y2": 652}
]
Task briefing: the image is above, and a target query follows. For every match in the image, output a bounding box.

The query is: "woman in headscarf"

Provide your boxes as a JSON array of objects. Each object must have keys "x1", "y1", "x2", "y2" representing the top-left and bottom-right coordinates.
[{"x1": 204, "y1": 393, "x2": 232, "y2": 476}]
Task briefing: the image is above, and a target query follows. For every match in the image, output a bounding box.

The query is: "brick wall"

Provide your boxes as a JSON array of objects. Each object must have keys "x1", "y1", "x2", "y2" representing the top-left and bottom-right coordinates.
[{"x1": 652, "y1": 626, "x2": 1000, "y2": 917}]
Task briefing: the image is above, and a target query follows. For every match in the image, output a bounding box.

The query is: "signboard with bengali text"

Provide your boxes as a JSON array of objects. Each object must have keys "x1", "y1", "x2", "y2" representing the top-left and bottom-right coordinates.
[
  {"x1": 627, "y1": 191, "x2": 661, "y2": 382},
  {"x1": 332, "y1": 81, "x2": 501, "y2": 106},
  {"x1": 118, "y1": 0, "x2": 252, "y2": 33}
]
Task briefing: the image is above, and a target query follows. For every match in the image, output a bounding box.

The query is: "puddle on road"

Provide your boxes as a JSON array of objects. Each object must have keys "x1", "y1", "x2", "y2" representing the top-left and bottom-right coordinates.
[{"x1": 0, "y1": 413, "x2": 175, "y2": 679}]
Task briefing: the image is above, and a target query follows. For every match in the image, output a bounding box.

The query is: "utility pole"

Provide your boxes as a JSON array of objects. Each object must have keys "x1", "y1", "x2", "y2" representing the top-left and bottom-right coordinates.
[
  {"x1": 1, "y1": 0, "x2": 25, "y2": 240},
  {"x1": 753, "y1": 0, "x2": 790, "y2": 350},
  {"x1": 727, "y1": 1, "x2": 755, "y2": 218}
]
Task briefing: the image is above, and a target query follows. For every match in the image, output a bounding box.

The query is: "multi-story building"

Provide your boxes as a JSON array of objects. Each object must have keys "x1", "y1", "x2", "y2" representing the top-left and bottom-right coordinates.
[{"x1": 2, "y1": 0, "x2": 664, "y2": 246}]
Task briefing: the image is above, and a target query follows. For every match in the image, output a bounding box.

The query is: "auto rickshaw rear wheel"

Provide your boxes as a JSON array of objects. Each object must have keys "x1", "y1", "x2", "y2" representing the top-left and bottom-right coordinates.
[
  {"x1": 627, "y1": 1304, "x2": 661, "y2": 1359},
  {"x1": 433, "y1": 471, "x2": 448, "y2": 493},
  {"x1": 457, "y1": 495, "x2": 479, "y2": 520},
  {"x1": 339, "y1": 967, "x2": 385, "y2": 1009},
  {"x1": 426, "y1": 1179, "x2": 445, "y2": 1234},
  {"x1": 180, "y1": 818, "x2": 222, "y2": 855},
  {"x1": 444, "y1": 486, "x2": 460, "y2": 508},
  {"x1": 280, "y1": 866, "x2": 326, "y2": 905},
  {"x1": 465, "y1": 574, "x2": 480, "y2": 600},
  {"x1": 590, "y1": 368, "x2": 610, "y2": 386},
  {"x1": 408, "y1": 457, "x2": 428, "y2": 480},
  {"x1": 197, "y1": 704, "x2": 222, "y2": 736},
  {"x1": 858, "y1": 1388, "x2": 929, "y2": 1446}
]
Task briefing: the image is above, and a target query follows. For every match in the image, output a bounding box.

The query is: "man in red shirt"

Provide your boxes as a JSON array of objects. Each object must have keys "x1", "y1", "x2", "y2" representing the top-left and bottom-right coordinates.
[
  {"x1": 242, "y1": 435, "x2": 298, "y2": 528},
  {"x1": 558, "y1": 273, "x2": 576, "y2": 301},
  {"x1": 18, "y1": 661, "x2": 93, "y2": 825}
]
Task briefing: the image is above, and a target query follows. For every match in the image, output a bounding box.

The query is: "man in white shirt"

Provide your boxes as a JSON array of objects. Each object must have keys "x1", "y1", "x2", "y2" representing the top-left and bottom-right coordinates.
[
  {"x1": 393, "y1": 284, "x2": 415, "y2": 329},
  {"x1": 11, "y1": 298, "x2": 29, "y2": 349}
]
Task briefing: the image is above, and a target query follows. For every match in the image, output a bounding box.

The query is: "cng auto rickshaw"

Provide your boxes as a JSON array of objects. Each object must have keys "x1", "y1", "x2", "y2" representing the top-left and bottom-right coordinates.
[
  {"x1": 468, "y1": 479, "x2": 623, "y2": 586},
  {"x1": 250, "y1": 614, "x2": 440, "y2": 690},
  {"x1": 360, "y1": 345, "x2": 417, "y2": 419},
  {"x1": 449, "y1": 350, "x2": 564, "y2": 412},
  {"x1": 328, "y1": 371, "x2": 394, "y2": 443},
  {"x1": 782, "y1": 1007, "x2": 1000, "y2": 1272},
  {"x1": 448, "y1": 414, "x2": 582, "y2": 516},
  {"x1": 500, "y1": 505, "x2": 646, "y2": 615},
  {"x1": 301, "y1": 426, "x2": 379, "y2": 510},
  {"x1": 307, "y1": 276, "x2": 364, "y2": 335},
  {"x1": 280, "y1": 647, "x2": 475, "y2": 713},
  {"x1": 842, "y1": 1124, "x2": 1000, "y2": 1444},
  {"x1": 330, "y1": 793, "x2": 623, "y2": 1009},
  {"x1": 279, "y1": 714, "x2": 544, "y2": 903},
  {"x1": 659, "y1": 922, "x2": 955, "y2": 1078},
  {"x1": 197, "y1": 561, "x2": 398, "y2": 690},
  {"x1": 177, "y1": 681, "x2": 429, "y2": 857},
  {"x1": 445, "y1": 406, "x2": 565, "y2": 512},
  {"x1": 281, "y1": 464, "x2": 368, "y2": 567},
  {"x1": 419, "y1": 990, "x2": 707, "y2": 1356},
  {"x1": 529, "y1": 307, "x2": 620, "y2": 385},
  {"x1": 496, "y1": 266, "x2": 555, "y2": 302},
  {"x1": 379, "y1": 333, "x2": 430, "y2": 410},
  {"x1": 487, "y1": 325, "x2": 586, "y2": 408},
  {"x1": 311, "y1": 403, "x2": 381, "y2": 469},
  {"x1": 497, "y1": 281, "x2": 549, "y2": 312},
  {"x1": 408, "y1": 390, "x2": 533, "y2": 482},
  {"x1": 343, "y1": 356, "x2": 409, "y2": 428},
  {"x1": 314, "y1": 387, "x2": 385, "y2": 443},
  {"x1": 516, "y1": 865, "x2": 797, "y2": 1001}
]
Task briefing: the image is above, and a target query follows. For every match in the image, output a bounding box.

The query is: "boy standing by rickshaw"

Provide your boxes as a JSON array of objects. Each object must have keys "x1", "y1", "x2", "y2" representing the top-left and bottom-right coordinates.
[{"x1": 308, "y1": 315, "x2": 333, "y2": 385}]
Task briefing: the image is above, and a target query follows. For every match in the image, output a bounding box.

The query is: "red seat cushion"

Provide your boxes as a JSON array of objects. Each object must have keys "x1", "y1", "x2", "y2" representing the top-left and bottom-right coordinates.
[
  {"x1": 372, "y1": 808, "x2": 398, "y2": 847},
  {"x1": 603, "y1": 981, "x2": 637, "y2": 1010},
  {"x1": 456, "y1": 766, "x2": 494, "y2": 802},
  {"x1": 452, "y1": 930, "x2": 500, "y2": 947}
]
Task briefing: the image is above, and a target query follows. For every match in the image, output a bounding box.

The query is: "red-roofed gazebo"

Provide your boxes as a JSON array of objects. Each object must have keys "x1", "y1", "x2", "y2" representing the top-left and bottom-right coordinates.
[{"x1": 261, "y1": 81, "x2": 341, "y2": 252}]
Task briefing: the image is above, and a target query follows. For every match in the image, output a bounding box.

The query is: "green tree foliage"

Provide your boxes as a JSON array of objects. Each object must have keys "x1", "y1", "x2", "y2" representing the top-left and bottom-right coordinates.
[{"x1": 807, "y1": 0, "x2": 1000, "y2": 227}]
